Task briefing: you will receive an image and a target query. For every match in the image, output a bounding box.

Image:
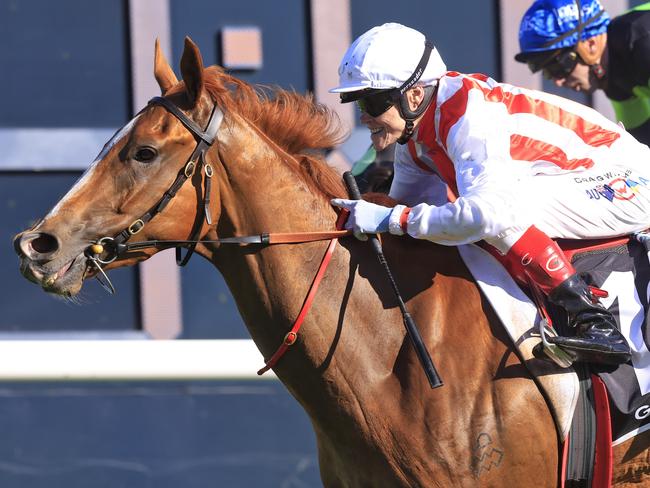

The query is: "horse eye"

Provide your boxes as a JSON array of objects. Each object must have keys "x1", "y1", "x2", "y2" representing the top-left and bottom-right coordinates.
[{"x1": 134, "y1": 147, "x2": 157, "y2": 162}]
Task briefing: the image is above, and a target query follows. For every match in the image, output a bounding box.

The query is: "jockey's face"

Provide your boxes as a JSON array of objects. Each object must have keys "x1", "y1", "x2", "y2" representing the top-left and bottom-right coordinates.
[
  {"x1": 359, "y1": 86, "x2": 426, "y2": 152},
  {"x1": 547, "y1": 37, "x2": 607, "y2": 94},
  {"x1": 551, "y1": 61, "x2": 596, "y2": 94},
  {"x1": 360, "y1": 105, "x2": 405, "y2": 152}
]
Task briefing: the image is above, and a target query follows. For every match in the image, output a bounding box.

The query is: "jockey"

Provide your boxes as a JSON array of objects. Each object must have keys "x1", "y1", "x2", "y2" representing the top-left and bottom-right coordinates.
[
  {"x1": 328, "y1": 22, "x2": 650, "y2": 366},
  {"x1": 514, "y1": 0, "x2": 650, "y2": 146}
]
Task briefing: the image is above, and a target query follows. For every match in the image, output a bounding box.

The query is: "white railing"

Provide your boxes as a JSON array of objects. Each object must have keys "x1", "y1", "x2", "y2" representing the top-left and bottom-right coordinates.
[{"x1": 0, "y1": 339, "x2": 275, "y2": 381}]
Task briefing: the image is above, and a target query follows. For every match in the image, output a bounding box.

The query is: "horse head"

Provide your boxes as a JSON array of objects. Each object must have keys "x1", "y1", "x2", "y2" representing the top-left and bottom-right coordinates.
[{"x1": 13, "y1": 37, "x2": 344, "y2": 297}]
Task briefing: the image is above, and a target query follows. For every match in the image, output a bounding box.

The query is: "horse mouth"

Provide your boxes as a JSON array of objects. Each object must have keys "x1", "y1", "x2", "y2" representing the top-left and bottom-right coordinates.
[{"x1": 20, "y1": 252, "x2": 88, "y2": 296}]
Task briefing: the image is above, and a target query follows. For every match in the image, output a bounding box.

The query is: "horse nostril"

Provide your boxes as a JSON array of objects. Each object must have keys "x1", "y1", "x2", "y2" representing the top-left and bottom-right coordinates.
[
  {"x1": 31, "y1": 234, "x2": 59, "y2": 253},
  {"x1": 16, "y1": 232, "x2": 60, "y2": 259}
]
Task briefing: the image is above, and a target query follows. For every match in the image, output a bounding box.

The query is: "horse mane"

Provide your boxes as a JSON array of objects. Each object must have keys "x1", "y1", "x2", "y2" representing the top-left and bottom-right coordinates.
[{"x1": 183, "y1": 66, "x2": 348, "y2": 200}]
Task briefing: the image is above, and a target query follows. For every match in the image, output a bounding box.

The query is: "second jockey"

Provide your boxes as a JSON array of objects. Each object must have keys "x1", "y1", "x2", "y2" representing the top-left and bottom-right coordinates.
[{"x1": 329, "y1": 23, "x2": 650, "y2": 366}]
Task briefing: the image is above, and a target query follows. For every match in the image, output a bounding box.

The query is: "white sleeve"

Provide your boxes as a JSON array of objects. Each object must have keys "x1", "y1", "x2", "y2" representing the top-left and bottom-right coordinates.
[
  {"x1": 388, "y1": 144, "x2": 448, "y2": 206},
  {"x1": 397, "y1": 89, "x2": 532, "y2": 246}
]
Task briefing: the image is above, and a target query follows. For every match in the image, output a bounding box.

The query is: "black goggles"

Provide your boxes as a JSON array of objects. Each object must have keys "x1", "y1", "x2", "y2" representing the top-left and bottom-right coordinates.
[
  {"x1": 344, "y1": 90, "x2": 396, "y2": 117},
  {"x1": 531, "y1": 50, "x2": 579, "y2": 80}
]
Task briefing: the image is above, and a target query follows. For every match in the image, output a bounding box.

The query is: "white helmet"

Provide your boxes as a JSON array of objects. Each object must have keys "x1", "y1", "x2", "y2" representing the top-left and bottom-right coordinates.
[{"x1": 330, "y1": 23, "x2": 447, "y2": 94}]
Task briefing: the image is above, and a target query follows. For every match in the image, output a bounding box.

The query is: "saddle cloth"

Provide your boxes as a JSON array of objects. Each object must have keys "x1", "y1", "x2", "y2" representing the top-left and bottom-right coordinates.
[{"x1": 458, "y1": 236, "x2": 650, "y2": 444}]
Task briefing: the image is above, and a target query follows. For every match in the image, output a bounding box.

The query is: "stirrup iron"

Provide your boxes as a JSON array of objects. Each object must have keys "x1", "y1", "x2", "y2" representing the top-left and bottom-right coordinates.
[{"x1": 538, "y1": 318, "x2": 574, "y2": 368}]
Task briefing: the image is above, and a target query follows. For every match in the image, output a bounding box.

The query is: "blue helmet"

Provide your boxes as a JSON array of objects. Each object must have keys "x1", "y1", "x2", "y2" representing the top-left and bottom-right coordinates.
[{"x1": 515, "y1": 0, "x2": 610, "y2": 61}]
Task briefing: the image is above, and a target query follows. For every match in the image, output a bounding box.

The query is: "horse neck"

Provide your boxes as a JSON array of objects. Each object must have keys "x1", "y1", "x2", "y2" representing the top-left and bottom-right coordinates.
[
  {"x1": 205, "y1": 114, "x2": 349, "y2": 362},
  {"x1": 202, "y1": 115, "x2": 510, "y2": 431}
]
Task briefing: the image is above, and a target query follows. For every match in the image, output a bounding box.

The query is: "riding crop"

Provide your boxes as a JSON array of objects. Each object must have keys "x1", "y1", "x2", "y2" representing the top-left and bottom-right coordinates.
[{"x1": 342, "y1": 171, "x2": 443, "y2": 389}]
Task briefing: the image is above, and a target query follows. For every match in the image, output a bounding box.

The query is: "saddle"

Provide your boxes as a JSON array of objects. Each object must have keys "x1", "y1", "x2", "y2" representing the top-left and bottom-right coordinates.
[{"x1": 460, "y1": 232, "x2": 650, "y2": 487}]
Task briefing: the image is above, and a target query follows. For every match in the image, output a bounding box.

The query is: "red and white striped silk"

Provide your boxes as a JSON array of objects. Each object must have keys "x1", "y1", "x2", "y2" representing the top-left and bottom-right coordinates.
[{"x1": 388, "y1": 72, "x2": 650, "y2": 251}]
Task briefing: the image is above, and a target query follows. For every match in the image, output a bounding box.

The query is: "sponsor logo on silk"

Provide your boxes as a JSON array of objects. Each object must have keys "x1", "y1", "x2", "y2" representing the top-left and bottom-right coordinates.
[{"x1": 585, "y1": 175, "x2": 649, "y2": 202}]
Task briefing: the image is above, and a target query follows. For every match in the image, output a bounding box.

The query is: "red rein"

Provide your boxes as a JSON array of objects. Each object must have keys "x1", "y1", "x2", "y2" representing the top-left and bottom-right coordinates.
[{"x1": 257, "y1": 210, "x2": 349, "y2": 375}]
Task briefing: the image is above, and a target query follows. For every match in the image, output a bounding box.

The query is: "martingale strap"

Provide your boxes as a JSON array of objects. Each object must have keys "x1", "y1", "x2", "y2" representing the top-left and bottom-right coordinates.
[{"x1": 257, "y1": 210, "x2": 349, "y2": 375}]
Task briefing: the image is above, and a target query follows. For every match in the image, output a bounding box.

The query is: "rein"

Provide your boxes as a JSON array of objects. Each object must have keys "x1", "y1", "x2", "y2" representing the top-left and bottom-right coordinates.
[
  {"x1": 96, "y1": 229, "x2": 350, "y2": 255},
  {"x1": 84, "y1": 95, "x2": 352, "y2": 373}
]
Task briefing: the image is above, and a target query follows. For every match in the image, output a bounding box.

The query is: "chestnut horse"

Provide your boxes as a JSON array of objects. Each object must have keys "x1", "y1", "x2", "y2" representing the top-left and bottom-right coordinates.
[{"x1": 13, "y1": 38, "x2": 650, "y2": 486}]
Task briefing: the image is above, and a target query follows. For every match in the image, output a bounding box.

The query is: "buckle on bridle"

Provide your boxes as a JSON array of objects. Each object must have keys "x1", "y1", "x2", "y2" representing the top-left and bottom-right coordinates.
[
  {"x1": 184, "y1": 161, "x2": 196, "y2": 178},
  {"x1": 128, "y1": 219, "x2": 144, "y2": 235}
]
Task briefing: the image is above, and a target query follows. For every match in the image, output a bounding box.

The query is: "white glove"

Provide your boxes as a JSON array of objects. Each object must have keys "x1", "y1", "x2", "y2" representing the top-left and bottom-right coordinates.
[{"x1": 331, "y1": 199, "x2": 392, "y2": 241}]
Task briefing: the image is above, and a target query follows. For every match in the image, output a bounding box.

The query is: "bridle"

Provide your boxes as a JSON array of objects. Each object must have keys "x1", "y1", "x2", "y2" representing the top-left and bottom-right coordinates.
[
  {"x1": 86, "y1": 96, "x2": 222, "y2": 281},
  {"x1": 83, "y1": 95, "x2": 349, "y2": 374},
  {"x1": 85, "y1": 96, "x2": 348, "y2": 293}
]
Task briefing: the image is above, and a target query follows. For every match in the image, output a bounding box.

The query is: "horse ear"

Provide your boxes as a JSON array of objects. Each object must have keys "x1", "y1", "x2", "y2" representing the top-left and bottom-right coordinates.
[
  {"x1": 153, "y1": 38, "x2": 178, "y2": 95},
  {"x1": 180, "y1": 37, "x2": 204, "y2": 106}
]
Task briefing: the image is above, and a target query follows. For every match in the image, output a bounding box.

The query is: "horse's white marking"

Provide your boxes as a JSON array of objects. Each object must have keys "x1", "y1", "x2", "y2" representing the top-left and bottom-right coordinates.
[{"x1": 46, "y1": 115, "x2": 140, "y2": 219}]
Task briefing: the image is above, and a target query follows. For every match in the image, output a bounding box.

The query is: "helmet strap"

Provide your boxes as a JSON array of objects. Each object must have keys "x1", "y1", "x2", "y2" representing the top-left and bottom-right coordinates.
[
  {"x1": 396, "y1": 85, "x2": 436, "y2": 145},
  {"x1": 390, "y1": 39, "x2": 438, "y2": 145},
  {"x1": 398, "y1": 120, "x2": 416, "y2": 145},
  {"x1": 398, "y1": 40, "x2": 433, "y2": 95}
]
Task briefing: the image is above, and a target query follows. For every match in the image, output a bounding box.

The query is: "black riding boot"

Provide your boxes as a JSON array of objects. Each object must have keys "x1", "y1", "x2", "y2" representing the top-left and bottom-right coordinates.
[{"x1": 547, "y1": 274, "x2": 631, "y2": 366}]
